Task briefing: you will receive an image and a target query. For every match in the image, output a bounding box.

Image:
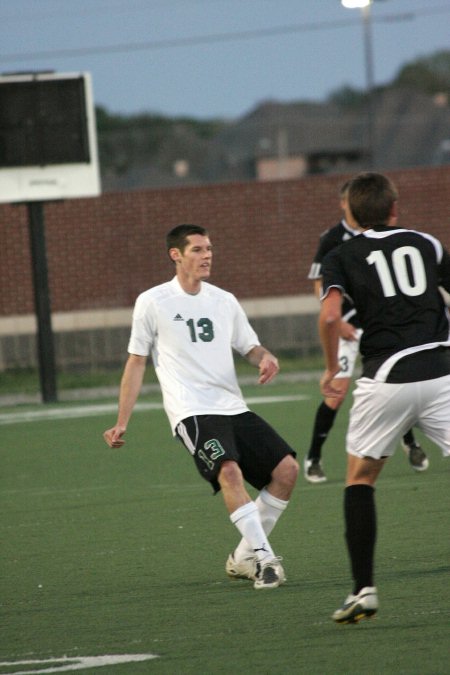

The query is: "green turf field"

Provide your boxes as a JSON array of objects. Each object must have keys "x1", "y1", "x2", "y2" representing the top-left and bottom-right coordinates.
[{"x1": 1, "y1": 379, "x2": 449, "y2": 674}]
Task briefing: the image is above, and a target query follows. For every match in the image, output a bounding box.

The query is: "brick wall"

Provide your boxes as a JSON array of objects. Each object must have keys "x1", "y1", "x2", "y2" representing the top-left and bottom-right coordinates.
[
  {"x1": 1, "y1": 166, "x2": 449, "y2": 370},
  {"x1": 1, "y1": 165, "x2": 449, "y2": 317}
]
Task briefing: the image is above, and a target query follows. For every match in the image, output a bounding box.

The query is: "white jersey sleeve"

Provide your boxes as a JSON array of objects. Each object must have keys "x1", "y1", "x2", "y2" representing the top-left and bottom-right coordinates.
[{"x1": 127, "y1": 292, "x2": 158, "y2": 356}]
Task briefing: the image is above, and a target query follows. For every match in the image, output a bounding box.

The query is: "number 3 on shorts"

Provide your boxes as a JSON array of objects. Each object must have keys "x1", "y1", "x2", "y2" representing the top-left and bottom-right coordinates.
[{"x1": 198, "y1": 438, "x2": 225, "y2": 470}]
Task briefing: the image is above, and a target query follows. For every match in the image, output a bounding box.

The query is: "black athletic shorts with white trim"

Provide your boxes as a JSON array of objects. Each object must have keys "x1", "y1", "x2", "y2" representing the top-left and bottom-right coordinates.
[{"x1": 175, "y1": 411, "x2": 296, "y2": 493}]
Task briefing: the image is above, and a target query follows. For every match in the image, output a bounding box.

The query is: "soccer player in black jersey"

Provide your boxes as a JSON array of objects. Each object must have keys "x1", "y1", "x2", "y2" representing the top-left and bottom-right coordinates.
[
  {"x1": 319, "y1": 172, "x2": 450, "y2": 624},
  {"x1": 305, "y1": 182, "x2": 428, "y2": 482}
]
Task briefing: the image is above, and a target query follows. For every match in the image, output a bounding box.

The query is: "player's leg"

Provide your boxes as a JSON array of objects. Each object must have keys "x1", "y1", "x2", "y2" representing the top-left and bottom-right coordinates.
[
  {"x1": 305, "y1": 330, "x2": 361, "y2": 483},
  {"x1": 332, "y1": 454, "x2": 386, "y2": 624},
  {"x1": 332, "y1": 378, "x2": 413, "y2": 623},
  {"x1": 176, "y1": 415, "x2": 279, "y2": 587},
  {"x1": 228, "y1": 487, "x2": 289, "y2": 583},
  {"x1": 218, "y1": 461, "x2": 275, "y2": 561},
  {"x1": 304, "y1": 379, "x2": 350, "y2": 483},
  {"x1": 231, "y1": 453, "x2": 297, "y2": 561},
  {"x1": 226, "y1": 413, "x2": 298, "y2": 587},
  {"x1": 345, "y1": 455, "x2": 385, "y2": 588},
  {"x1": 213, "y1": 422, "x2": 296, "y2": 570},
  {"x1": 220, "y1": 461, "x2": 285, "y2": 589}
]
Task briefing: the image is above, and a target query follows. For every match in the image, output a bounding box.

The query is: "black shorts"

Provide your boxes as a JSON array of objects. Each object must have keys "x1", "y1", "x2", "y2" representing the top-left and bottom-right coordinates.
[{"x1": 175, "y1": 411, "x2": 296, "y2": 493}]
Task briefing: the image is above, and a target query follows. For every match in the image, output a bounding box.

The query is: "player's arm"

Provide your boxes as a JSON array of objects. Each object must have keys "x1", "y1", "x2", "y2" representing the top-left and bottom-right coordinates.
[
  {"x1": 313, "y1": 278, "x2": 322, "y2": 299},
  {"x1": 314, "y1": 276, "x2": 356, "y2": 341},
  {"x1": 319, "y1": 287, "x2": 343, "y2": 398},
  {"x1": 103, "y1": 353, "x2": 147, "y2": 448},
  {"x1": 245, "y1": 345, "x2": 279, "y2": 384}
]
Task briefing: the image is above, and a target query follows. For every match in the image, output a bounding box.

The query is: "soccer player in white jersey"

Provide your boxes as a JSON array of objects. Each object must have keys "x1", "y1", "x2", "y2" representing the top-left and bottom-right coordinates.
[
  {"x1": 103, "y1": 224, "x2": 299, "y2": 589},
  {"x1": 319, "y1": 173, "x2": 450, "y2": 623}
]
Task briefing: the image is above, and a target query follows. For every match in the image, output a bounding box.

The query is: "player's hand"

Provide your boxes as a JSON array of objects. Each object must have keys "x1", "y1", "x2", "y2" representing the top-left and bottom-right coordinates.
[
  {"x1": 340, "y1": 321, "x2": 358, "y2": 341},
  {"x1": 320, "y1": 368, "x2": 341, "y2": 398},
  {"x1": 103, "y1": 425, "x2": 126, "y2": 448},
  {"x1": 258, "y1": 353, "x2": 279, "y2": 384}
]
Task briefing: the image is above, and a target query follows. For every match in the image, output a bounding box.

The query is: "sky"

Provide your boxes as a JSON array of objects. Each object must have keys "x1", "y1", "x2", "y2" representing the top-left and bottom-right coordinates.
[{"x1": 1, "y1": 0, "x2": 449, "y2": 120}]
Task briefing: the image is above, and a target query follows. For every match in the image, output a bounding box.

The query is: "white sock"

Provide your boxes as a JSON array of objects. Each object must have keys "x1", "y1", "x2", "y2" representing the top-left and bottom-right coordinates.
[
  {"x1": 233, "y1": 489, "x2": 288, "y2": 561},
  {"x1": 229, "y1": 501, "x2": 274, "y2": 563}
]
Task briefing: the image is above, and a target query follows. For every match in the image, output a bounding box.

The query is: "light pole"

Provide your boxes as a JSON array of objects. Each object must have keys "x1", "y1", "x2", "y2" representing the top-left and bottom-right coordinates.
[{"x1": 341, "y1": 0, "x2": 375, "y2": 167}]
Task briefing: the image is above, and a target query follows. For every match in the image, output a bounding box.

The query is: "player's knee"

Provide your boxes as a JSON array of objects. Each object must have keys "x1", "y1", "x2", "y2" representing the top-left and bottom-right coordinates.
[
  {"x1": 217, "y1": 460, "x2": 243, "y2": 489},
  {"x1": 287, "y1": 456, "x2": 300, "y2": 488},
  {"x1": 326, "y1": 392, "x2": 346, "y2": 409},
  {"x1": 273, "y1": 455, "x2": 299, "y2": 490}
]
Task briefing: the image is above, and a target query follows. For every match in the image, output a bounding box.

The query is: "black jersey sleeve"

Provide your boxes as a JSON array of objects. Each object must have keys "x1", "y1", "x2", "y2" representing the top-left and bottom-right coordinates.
[
  {"x1": 308, "y1": 231, "x2": 330, "y2": 279},
  {"x1": 307, "y1": 222, "x2": 344, "y2": 279},
  {"x1": 320, "y1": 247, "x2": 347, "y2": 299}
]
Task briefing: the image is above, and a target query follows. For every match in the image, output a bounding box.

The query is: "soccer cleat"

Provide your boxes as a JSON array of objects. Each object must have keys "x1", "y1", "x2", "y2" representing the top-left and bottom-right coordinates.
[
  {"x1": 402, "y1": 441, "x2": 429, "y2": 472},
  {"x1": 304, "y1": 457, "x2": 327, "y2": 483},
  {"x1": 253, "y1": 557, "x2": 285, "y2": 590},
  {"x1": 226, "y1": 553, "x2": 260, "y2": 581},
  {"x1": 332, "y1": 586, "x2": 378, "y2": 624}
]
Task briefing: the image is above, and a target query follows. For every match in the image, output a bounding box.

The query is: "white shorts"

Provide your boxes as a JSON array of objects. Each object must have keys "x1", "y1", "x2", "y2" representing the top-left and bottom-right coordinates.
[
  {"x1": 335, "y1": 329, "x2": 363, "y2": 379},
  {"x1": 347, "y1": 374, "x2": 450, "y2": 459}
]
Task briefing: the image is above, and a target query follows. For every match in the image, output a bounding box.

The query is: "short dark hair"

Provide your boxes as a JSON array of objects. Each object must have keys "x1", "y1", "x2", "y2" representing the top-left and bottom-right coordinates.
[
  {"x1": 348, "y1": 172, "x2": 398, "y2": 228},
  {"x1": 166, "y1": 224, "x2": 208, "y2": 253}
]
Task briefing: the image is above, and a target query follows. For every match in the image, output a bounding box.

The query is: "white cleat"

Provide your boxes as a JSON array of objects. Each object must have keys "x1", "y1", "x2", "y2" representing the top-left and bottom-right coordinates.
[
  {"x1": 253, "y1": 557, "x2": 286, "y2": 590},
  {"x1": 332, "y1": 586, "x2": 378, "y2": 624},
  {"x1": 225, "y1": 553, "x2": 260, "y2": 581}
]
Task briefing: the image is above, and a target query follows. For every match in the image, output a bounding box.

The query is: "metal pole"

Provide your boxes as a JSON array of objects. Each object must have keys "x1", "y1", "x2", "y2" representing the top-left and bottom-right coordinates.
[
  {"x1": 27, "y1": 201, "x2": 58, "y2": 403},
  {"x1": 362, "y1": 4, "x2": 375, "y2": 167}
]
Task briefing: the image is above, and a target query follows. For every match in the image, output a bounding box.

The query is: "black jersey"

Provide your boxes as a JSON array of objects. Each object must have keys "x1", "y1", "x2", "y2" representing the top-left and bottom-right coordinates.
[
  {"x1": 308, "y1": 219, "x2": 360, "y2": 326},
  {"x1": 321, "y1": 226, "x2": 450, "y2": 383}
]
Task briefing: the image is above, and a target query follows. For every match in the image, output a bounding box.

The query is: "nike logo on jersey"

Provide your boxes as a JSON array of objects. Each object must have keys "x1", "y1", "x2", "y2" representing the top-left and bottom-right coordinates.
[{"x1": 173, "y1": 313, "x2": 184, "y2": 321}]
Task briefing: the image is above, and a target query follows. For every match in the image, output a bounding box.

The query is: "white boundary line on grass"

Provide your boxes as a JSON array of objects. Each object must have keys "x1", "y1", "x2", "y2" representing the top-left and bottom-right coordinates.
[
  {"x1": 0, "y1": 654, "x2": 159, "y2": 674},
  {"x1": 0, "y1": 395, "x2": 309, "y2": 425}
]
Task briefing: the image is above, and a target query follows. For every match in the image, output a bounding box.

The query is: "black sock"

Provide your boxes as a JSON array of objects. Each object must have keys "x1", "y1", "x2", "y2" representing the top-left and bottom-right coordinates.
[
  {"x1": 402, "y1": 429, "x2": 415, "y2": 446},
  {"x1": 307, "y1": 402, "x2": 337, "y2": 461},
  {"x1": 344, "y1": 484, "x2": 377, "y2": 595}
]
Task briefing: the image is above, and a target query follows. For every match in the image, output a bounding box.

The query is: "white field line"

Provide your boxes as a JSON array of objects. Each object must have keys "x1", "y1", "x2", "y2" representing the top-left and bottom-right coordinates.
[
  {"x1": 0, "y1": 654, "x2": 158, "y2": 674},
  {"x1": 0, "y1": 395, "x2": 309, "y2": 426}
]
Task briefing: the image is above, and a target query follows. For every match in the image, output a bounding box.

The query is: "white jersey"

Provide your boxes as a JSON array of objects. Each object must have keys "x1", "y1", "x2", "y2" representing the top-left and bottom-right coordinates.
[{"x1": 128, "y1": 276, "x2": 260, "y2": 433}]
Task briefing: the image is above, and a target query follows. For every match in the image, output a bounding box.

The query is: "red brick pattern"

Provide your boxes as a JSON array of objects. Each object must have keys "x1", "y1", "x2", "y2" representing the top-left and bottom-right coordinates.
[{"x1": 1, "y1": 166, "x2": 449, "y2": 316}]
